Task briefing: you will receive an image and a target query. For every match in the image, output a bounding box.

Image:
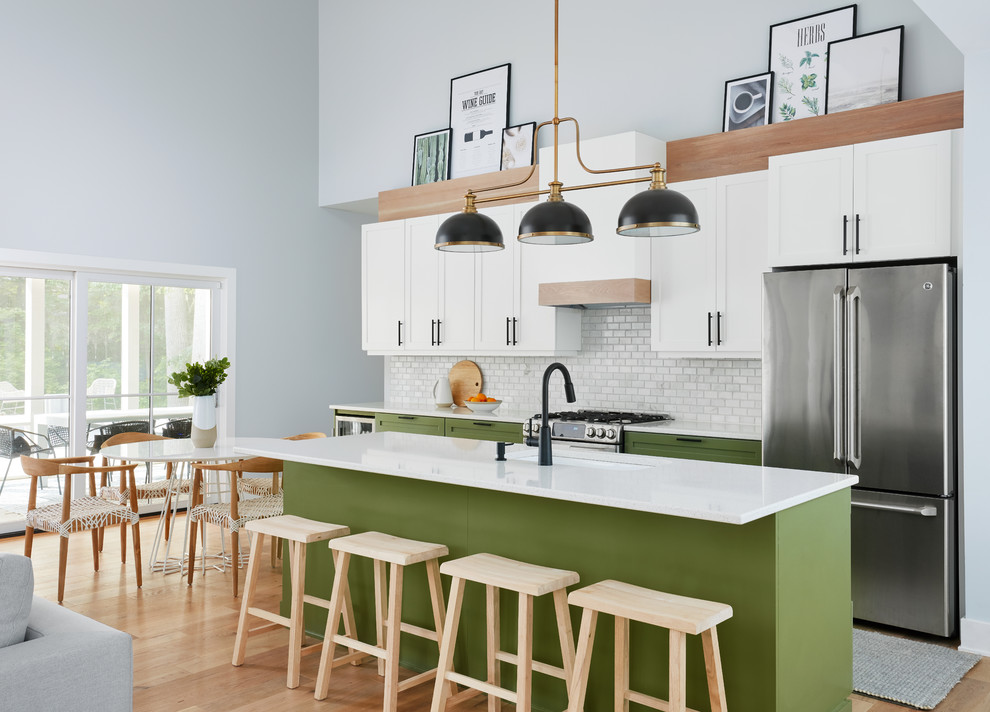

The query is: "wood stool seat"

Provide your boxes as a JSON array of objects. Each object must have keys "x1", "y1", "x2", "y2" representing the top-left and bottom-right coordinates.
[
  {"x1": 566, "y1": 579, "x2": 732, "y2": 712},
  {"x1": 440, "y1": 552, "x2": 580, "y2": 596},
  {"x1": 431, "y1": 553, "x2": 579, "y2": 712},
  {"x1": 232, "y1": 515, "x2": 352, "y2": 689},
  {"x1": 315, "y1": 531, "x2": 452, "y2": 711}
]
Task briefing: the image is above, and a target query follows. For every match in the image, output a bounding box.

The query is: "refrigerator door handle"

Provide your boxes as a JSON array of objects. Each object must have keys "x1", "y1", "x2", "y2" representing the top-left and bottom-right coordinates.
[
  {"x1": 846, "y1": 286, "x2": 862, "y2": 469},
  {"x1": 833, "y1": 287, "x2": 845, "y2": 462},
  {"x1": 852, "y1": 500, "x2": 938, "y2": 518}
]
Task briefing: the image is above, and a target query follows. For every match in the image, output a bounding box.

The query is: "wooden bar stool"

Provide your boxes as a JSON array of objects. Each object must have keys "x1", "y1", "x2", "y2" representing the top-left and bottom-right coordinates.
[
  {"x1": 314, "y1": 531, "x2": 452, "y2": 711},
  {"x1": 430, "y1": 553, "x2": 580, "y2": 712},
  {"x1": 566, "y1": 579, "x2": 732, "y2": 712},
  {"x1": 231, "y1": 515, "x2": 352, "y2": 688}
]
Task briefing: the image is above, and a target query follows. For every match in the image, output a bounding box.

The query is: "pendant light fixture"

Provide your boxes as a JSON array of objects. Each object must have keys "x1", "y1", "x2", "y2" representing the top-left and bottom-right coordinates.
[{"x1": 435, "y1": 0, "x2": 699, "y2": 252}]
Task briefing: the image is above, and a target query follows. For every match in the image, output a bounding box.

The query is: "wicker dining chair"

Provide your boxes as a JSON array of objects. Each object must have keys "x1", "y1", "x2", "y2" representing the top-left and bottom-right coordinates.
[
  {"x1": 236, "y1": 432, "x2": 326, "y2": 497},
  {"x1": 21, "y1": 454, "x2": 142, "y2": 602},
  {"x1": 187, "y1": 456, "x2": 285, "y2": 597}
]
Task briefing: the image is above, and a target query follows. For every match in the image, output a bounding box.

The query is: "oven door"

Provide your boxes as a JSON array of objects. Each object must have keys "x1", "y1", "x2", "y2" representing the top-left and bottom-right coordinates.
[
  {"x1": 553, "y1": 440, "x2": 621, "y2": 454},
  {"x1": 335, "y1": 414, "x2": 376, "y2": 437}
]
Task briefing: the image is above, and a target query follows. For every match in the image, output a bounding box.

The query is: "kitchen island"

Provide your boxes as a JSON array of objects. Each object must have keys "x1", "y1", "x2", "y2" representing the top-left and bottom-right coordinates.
[{"x1": 235, "y1": 433, "x2": 857, "y2": 712}]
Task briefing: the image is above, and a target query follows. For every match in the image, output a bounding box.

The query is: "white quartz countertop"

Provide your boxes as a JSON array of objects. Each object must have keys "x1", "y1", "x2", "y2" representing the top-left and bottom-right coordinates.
[
  {"x1": 235, "y1": 432, "x2": 854, "y2": 525},
  {"x1": 330, "y1": 402, "x2": 762, "y2": 439}
]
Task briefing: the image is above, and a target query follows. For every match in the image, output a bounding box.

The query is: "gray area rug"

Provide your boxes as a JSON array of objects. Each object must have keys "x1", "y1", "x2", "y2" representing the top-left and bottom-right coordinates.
[{"x1": 853, "y1": 628, "x2": 981, "y2": 709}]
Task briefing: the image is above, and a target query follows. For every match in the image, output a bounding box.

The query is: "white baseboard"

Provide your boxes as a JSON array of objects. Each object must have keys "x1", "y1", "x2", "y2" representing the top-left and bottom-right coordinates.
[{"x1": 960, "y1": 617, "x2": 990, "y2": 656}]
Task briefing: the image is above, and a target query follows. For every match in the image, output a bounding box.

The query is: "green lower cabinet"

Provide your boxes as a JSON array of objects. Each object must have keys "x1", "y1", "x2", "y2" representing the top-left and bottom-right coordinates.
[
  {"x1": 375, "y1": 412, "x2": 446, "y2": 436},
  {"x1": 624, "y1": 431, "x2": 762, "y2": 465},
  {"x1": 444, "y1": 418, "x2": 524, "y2": 443}
]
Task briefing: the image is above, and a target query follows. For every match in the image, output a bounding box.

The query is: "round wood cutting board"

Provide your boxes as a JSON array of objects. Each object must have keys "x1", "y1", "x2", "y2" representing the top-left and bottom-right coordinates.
[{"x1": 449, "y1": 360, "x2": 483, "y2": 406}]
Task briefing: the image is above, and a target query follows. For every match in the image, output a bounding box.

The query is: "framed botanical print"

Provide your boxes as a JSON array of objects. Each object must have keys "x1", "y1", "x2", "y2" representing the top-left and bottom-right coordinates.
[
  {"x1": 826, "y1": 26, "x2": 904, "y2": 114},
  {"x1": 768, "y1": 5, "x2": 856, "y2": 122},
  {"x1": 411, "y1": 128, "x2": 452, "y2": 186}
]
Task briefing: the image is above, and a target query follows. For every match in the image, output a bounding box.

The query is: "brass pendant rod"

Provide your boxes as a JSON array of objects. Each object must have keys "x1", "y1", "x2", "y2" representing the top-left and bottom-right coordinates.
[
  {"x1": 552, "y1": 0, "x2": 560, "y2": 187},
  {"x1": 474, "y1": 173, "x2": 653, "y2": 207}
]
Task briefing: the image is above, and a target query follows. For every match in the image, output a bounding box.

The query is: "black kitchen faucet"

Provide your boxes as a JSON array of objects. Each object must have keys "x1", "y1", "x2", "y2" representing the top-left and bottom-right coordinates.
[{"x1": 526, "y1": 362, "x2": 576, "y2": 466}]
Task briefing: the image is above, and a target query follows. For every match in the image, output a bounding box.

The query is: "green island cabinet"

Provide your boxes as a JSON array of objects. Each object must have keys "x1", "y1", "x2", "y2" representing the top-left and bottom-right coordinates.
[
  {"x1": 374, "y1": 412, "x2": 446, "y2": 437},
  {"x1": 624, "y1": 430, "x2": 762, "y2": 465},
  {"x1": 360, "y1": 411, "x2": 524, "y2": 443}
]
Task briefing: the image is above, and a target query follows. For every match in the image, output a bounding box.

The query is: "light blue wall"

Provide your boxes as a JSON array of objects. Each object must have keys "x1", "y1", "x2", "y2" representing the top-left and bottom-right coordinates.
[
  {"x1": 319, "y1": 0, "x2": 963, "y2": 206},
  {"x1": 0, "y1": 0, "x2": 383, "y2": 436}
]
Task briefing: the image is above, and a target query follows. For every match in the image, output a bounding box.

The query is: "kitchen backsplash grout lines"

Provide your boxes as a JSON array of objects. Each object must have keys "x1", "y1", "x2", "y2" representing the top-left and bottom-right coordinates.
[{"x1": 386, "y1": 308, "x2": 762, "y2": 426}]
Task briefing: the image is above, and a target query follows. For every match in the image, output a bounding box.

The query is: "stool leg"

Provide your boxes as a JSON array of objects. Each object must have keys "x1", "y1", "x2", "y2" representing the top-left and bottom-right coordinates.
[
  {"x1": 374, "y1": 558, "x2": 387, "y2": 676},
  {"x1": 669, "y1": 629, "x2": 686, "y2": 712},
  {"x1": 702, "y1": 627, "x2": 727, "y2": 712},
  {"x1": 553, "y1": 588, "x2": 576, "y2": 692},
  {"x1": 426, "y1": 559, "x2": 458, "y2": 699},
  {"x1": 430, "y1": 576, "x2": 465, "y2": 712},
  {"x1": 287, "y1": 540, "x2": 307, "y2": 688},
  {"x1": 486, "y1": 585, "x2": 501, "y2": 712},
  {"x1": 232, "y1": 531, "x2": 266, "y2": 667},
  {"x1": 516, "y1": 593, "x2": 534, "y2": 712},
  {"x1": 615, "y1": 616, "x2": 630, "y2": 712},
  {"x1": 314, "y1": 549, "x2": 351, "y2": 701},
  {"x1": 383, "y1": 562, "x2": 405, "y2": 712},
  {"x1": 567, "y1": 607, "x2": 598, "y2": 712}
]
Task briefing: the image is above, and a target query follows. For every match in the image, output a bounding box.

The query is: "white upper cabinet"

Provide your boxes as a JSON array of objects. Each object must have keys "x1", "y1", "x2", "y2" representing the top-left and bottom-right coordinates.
[
  {"x1": 769, "y1": 131, "x2": 956, "y2": 267},
  {"x1": 651, "y1": 171, "x2": 768, "y2": 357},
  {"x1": 362, "y1": 220, "x2": 406, "y2": 352}
]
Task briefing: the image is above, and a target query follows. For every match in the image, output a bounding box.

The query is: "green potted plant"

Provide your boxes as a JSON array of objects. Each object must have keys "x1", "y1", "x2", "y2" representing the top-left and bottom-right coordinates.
[{"x1": 168, "y1": 356, "x2": 230, "y2": 448}]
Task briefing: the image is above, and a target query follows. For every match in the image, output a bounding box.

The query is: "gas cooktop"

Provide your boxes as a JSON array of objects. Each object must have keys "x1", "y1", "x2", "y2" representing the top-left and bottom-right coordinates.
[
  {"x1": 524, "y1": 410, "x2": 673, "y2": 448},
  {"x1": 539, "y1": 410, "x2": 673, "y2": 425}
]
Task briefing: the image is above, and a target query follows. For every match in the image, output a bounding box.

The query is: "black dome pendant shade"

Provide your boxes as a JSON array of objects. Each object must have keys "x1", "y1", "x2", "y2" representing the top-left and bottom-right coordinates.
[
  {"x1": 616, "y1": 173, "x2": 700, "y2": 237},
  {"x1": 517, "y1": 182, "x2": 593, "y2": 245},
  {"x1": 435, "y1": 196, "x2": 505, "y2": 252}
]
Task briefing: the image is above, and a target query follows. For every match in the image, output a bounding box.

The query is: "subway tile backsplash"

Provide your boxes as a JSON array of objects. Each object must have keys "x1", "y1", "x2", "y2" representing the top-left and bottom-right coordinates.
[{"x1": 386, "y1": 308, "x2": 762, "y2": 426}]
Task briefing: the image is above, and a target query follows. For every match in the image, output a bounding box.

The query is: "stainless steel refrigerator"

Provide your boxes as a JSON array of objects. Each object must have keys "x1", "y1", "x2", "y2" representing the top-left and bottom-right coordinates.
[{"x1": 763, "y1": 262, "x2": 956, "y2": 636}]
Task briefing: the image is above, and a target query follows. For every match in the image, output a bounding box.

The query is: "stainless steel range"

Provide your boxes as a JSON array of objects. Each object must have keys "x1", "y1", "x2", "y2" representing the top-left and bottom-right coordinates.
[{"x1": 523, "y1": 410, "x2": 673, "y2": 452}]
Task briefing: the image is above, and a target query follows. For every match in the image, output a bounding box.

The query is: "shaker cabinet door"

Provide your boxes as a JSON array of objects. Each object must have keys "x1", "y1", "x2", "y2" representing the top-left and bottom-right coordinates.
[{"x1": 362, "y1": 220, "x2": 406, "y2": 352}]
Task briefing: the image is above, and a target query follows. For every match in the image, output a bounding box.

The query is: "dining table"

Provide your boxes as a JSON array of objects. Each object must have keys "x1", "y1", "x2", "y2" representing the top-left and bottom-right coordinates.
[{"x1": 100, "y1": 438, "x2": 251, "y2": 574}]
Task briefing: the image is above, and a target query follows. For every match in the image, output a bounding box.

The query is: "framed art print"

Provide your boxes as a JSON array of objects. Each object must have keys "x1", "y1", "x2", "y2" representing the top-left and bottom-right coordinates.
[
  {"x1": 448, "y1": 63, "x2": 511, "y2": 180},
  {"x1": 500, "y1": 122, "x2": 536, "y2": 170},
  {"x1": 723, "y1": 72, "x2": 774, "y2": 132},
  {"x1": 411, "y1": 128, "x2": 452, "y2": 186},
  {"x1": 768, "y1": 5, "x2": 856, "y2": 122},
  {"x1": 826, "y1": 26, "x2": 904, "y2": 114}
]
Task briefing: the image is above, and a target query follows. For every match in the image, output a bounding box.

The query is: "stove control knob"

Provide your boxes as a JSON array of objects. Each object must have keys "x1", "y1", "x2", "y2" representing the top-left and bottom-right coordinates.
[
  {"x1": 523, "y1": 422, "x2": 531, "y2": 434},
  {"x1": 606, "y1": 428, "x2": 616, "y2": 439},
  {"x1": 533, "y1": 423, "x2": 540, "y2": 434},
  {"x1": 586, "y1": 426, "x2": 597, "y2": 438},
  {"x1": 596, "y1": 428, "x2": 606, "y2": 438}
]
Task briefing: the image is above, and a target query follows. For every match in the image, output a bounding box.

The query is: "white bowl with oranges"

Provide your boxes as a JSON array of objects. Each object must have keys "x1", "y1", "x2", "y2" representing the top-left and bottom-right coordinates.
[{"x1": 464, "y1": 393, "x2": 501, "y2": 412}]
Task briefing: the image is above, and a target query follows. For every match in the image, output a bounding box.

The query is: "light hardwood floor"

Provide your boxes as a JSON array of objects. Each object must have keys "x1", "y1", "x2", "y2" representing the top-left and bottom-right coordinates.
[{"x1": 2, "y1": 515, "x2": 988, "y2": 711}]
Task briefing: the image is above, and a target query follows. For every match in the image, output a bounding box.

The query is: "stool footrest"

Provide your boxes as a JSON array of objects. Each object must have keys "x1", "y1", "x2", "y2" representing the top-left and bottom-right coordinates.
[
  {"x1": 395, "y1": 667, "x2": 438, "y2": 692},
  {"x1": 494, "y1": 650, "x2": 567, "y2": 680},
  {"x1": 625, "y1": 688, "x2": 702, "y2": 712},
  {"x1": 247, "y1": 607, "x2": 290, "y2": 627},
  {"x1": 445, "y1": 671, "x2": 517, "y2": 704},
  {"x1": 329, "y1": 649, "x2": 367, "y2": 668},
  {"x1": 382, "y1": 619, "x2": 439, "y2": 643},
  {"x1": 303, "y1": 594, "x2": 332, "y2": 610},
  {"x1": 246, "y1": 621, "x2": 283, "y2": 637},
  {"x1": 332, "y1": 634, "x2": 384, "y2": 660}
]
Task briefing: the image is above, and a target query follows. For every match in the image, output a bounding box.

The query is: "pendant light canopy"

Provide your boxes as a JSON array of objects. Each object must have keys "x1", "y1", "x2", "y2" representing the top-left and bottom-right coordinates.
[
  {"x1": 435, "y1": 193, "x2": 505, "y2": 252},
  {"x1": 435, "y1": 0, "x2": 699, "y2": 252}
]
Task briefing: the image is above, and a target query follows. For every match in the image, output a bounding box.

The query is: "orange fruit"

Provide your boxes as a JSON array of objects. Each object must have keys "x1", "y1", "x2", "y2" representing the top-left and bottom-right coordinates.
[
  {"x1": 486, "y1": 397, "x2": 497, "y2": 402},
  {"x1": 476, "y1": 393, "x2": 487, "y2": 401}
]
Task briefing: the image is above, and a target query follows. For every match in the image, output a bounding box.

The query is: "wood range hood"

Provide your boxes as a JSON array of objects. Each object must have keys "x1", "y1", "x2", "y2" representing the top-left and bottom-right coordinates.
[{"x1": 538, "y1": 278, "x2": 651, "y2": 309}]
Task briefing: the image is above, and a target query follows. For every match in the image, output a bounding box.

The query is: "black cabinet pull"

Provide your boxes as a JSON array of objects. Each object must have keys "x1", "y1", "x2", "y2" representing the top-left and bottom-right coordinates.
[
  {"x1": 506, "y1": 317, "x2": 511, "y2": 346},
  {"x1": 513, "y1": 317, "x2": 518, "y2": 345},
  {"x1": 437, "y1": 319, "x2": 442, "y2": 345},
  {"x1": 707, "y1": 312, "x2": 713, "y2": 346},
  {"x1": 676, "y1": 437, "x2": 704, "y2": 443},
  {"x1": 397, "y1": 320, "x2": 402, "y2": 346},
  {"x1": 855, "y1": 214, "x2": 861, "y2": 255},
  {"x1": 431, "y1": 319, "x2": 436, "y2": 346},
  {"x1": 472, "y1": 422, "x2": 493, "y2": 427},
  {"x1": 842, "y1": 215, "x2": 848, "y2": 255},
  {"x1": 397, "y1": 415, "x2": 415, "y2": 420},
  {"x1": 717, "y1": 311, "x2": 723, "y2": 346}
]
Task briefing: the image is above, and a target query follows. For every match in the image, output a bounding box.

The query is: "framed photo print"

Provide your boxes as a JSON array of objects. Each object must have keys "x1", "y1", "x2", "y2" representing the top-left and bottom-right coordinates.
[
  {"x1": 826, "y1": 26, "x2": 904, "y2": 114},
  {"x1": 449, "y1": 63, "x2": 511, "y2": 180},
  {"x1": 411, "y1": 128, "x2": 452, "y2": 186},
  {"x1": 500, "y1": 122, "x2": 536, "y2": 170},
  {"x1": 768, "y1": 5, "x2": 856, "y2": 122},
  {"x1": 723, "y1": 72, "x2": 774, "y2": 132}
]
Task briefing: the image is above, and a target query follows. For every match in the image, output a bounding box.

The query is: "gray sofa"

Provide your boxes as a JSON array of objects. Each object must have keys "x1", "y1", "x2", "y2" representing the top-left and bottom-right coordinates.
[{"x1": 0, "y1": 552, "x2": 132, "y2": 711}]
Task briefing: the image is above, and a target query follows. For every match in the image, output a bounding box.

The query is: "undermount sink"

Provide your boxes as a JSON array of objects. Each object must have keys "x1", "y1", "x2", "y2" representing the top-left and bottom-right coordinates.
[{"x1": 511, "y1": 454, "x2": 649, "y2": 471}]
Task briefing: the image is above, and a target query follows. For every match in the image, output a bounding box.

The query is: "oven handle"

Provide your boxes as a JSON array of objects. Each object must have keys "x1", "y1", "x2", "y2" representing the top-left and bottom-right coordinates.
[{"x1": 561, "y1": 442, "x2": 621, "y2": 453}]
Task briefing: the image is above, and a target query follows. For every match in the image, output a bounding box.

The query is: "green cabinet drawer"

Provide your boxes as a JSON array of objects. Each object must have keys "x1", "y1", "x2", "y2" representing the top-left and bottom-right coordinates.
[
  {"x1": 375, "y1": 413, "x2": 446, "y2": 437},
  {"x1": 624, "y1": 431, "x2": 762, "y2": 465},
  {"x1": 445, "y1": 418, "x2": 524, "y2": 443}
]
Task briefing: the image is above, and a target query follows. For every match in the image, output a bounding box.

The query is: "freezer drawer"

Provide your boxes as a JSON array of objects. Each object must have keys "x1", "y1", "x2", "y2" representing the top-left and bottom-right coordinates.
[{"x1": 851, "y1": 490, "x2": 956, "y2": 636}]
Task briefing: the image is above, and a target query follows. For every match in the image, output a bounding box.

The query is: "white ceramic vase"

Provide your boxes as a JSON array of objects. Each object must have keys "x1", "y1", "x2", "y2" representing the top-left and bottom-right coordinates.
[{"x1": 191, "y1": 395, "x2": 217, "y2": 448}]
